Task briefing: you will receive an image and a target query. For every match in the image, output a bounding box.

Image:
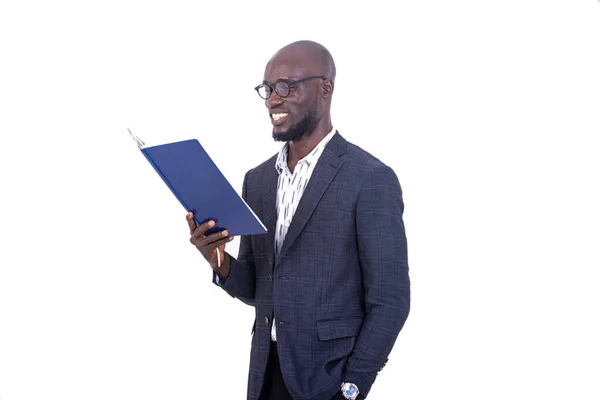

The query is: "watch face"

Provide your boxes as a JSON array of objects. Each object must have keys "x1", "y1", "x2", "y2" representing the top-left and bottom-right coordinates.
[{"x1": 341, "y1": 383, "x2": 359, "y2": 399}]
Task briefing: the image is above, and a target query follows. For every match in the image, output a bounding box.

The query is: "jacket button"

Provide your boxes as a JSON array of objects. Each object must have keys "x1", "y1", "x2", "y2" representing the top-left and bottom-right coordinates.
[
  {"x1": 264, "y1": 316, "x2": 270, "y2": 326},
  {"x1": 269, "y1": 274, "x2": 273, "y2": 281}
]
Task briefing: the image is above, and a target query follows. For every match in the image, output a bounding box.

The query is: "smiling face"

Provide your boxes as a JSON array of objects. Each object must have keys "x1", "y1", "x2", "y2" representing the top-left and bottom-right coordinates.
[
  {"x1": 262, "y1": 42, "x2": 334, "y2": 142},
  {"x1": 271, "y1": 99, "x2": 318, "y2": 142}
]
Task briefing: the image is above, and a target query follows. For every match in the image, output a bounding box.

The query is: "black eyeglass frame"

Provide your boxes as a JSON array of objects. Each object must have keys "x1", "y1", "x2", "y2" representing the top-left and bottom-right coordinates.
[{"x1": 254, "y1": 75, "x2": 327, "y2": 100}]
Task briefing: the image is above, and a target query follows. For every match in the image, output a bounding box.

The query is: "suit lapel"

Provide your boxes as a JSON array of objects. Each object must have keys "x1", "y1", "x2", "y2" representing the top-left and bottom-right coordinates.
[
  {"x1": 276, "y1": 132, "x2": 347, "y2": 265},
  {"x1": 262, "y1": 160, "x2": 279, "y2": 269}
]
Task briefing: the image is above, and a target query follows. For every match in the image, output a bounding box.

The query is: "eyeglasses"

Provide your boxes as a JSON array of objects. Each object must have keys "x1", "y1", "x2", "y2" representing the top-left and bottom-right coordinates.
[{"x1": 254, "y1": 76, "x2": 327, "y2": 100}]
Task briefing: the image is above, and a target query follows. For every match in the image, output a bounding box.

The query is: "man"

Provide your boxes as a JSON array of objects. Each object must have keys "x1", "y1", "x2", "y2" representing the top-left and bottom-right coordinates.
[{"x1": 187, "y1": 40, "x2": 410, "y2": 400}]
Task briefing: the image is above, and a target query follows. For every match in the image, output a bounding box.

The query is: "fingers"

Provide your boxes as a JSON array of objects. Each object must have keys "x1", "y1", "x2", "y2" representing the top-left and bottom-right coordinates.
[
  {"x1": 191, "y1": 228, "x2": 231, "y2": 248},
  {"x1": 186, "y1": 212, "x2": 197, "y2": 234},
  {"x1": 197, "y1": 235, "x2": 234, "y2": 252},
  {"x1": 186, "y1": 212, "x2": 216, "y2": 237},
  {"x1": 192, "y1": 235, "x2": 233, "y2": 264},
  {"x1": 186, "y1": 213, "x2": 234, "y2": 258}
]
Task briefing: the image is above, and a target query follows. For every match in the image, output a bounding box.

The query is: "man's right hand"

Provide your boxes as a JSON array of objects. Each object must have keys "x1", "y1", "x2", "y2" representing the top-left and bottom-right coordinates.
[{"x1": 187, "y1": 212, "x2": 233, "y2": 280}]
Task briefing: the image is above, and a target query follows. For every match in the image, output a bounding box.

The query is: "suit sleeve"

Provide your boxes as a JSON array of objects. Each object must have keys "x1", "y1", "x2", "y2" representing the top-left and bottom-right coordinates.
[
  {"x1": 343, "y1": 165, "x2": 411, "y2": 396},
  {"x1": 212, "y1": 170, "x2": 256, "y2": 306}
]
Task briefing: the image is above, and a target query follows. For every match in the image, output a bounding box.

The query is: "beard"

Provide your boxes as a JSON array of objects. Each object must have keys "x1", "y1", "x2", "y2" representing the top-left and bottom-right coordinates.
[{"x1": 272, "y1": 102, "x2": 318, "y2": 142}]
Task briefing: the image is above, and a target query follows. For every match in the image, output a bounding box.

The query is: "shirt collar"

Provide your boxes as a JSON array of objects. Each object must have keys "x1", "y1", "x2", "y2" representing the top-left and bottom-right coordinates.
[{"x1": 275, "y1": 126, "x2": 336, "y2": 175}]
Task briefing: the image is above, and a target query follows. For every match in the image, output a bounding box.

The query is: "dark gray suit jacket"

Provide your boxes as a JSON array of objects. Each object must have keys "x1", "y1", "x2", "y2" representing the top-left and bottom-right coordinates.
[{"x1": 215, "y1": 132, "x2": 410, "y2": 400}]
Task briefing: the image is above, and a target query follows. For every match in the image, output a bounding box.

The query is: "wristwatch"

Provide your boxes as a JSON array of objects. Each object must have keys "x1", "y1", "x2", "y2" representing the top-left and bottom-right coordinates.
[{"x1": 340, "y1": 382, "x2": 360, "y2": 400}]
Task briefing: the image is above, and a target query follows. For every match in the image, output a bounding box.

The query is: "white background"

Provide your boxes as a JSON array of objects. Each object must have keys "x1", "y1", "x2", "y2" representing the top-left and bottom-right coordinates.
[{"x1": 1, "y1": 0, "x2": 599, "y2": 399}]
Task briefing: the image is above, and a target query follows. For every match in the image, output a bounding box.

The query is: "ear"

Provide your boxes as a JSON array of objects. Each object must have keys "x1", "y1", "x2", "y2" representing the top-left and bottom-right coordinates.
[{"x1": 321, "y1": 79, "x2": 334, "y2": 98}]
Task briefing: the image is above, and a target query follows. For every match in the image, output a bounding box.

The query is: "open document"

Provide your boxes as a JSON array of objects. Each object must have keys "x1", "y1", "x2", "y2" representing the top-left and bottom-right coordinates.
[{"x1": 128, "y1": 128, "x2": 267, "y2": 237}]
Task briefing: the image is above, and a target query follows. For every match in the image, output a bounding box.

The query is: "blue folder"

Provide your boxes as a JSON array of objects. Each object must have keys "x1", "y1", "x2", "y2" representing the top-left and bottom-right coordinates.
[{"x1": 129, "y1": 129, "x2": 267, "y2": 237}]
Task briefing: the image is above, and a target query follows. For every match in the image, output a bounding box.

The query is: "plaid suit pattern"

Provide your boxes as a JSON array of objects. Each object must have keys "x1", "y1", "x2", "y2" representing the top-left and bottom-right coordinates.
[{"x1": 216, "y1": 132, "x2": 410, "y2": 400}]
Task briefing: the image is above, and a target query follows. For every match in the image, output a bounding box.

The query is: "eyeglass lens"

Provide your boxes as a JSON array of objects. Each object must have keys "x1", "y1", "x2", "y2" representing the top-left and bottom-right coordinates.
[
  {"x1": 258, "y1": 82, "x2": 292, "y2": 99},
  {"x1": 274, "y1": 82, "x2": 290, "y2": 97}
]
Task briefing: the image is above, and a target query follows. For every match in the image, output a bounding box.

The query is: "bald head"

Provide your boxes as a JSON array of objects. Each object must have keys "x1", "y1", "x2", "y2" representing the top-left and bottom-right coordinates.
[
  {"x1": 266, "y1": 40, "x2": 336, "y2": 83},
  {"x1": 261, "y1": 40, "x2": 335, "y2": 144}
]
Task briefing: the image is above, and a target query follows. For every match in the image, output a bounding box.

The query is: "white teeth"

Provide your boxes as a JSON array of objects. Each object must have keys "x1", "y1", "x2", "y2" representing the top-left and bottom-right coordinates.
[{"x1": 272, "y1": 113, "x2": 288, "y2": 121}]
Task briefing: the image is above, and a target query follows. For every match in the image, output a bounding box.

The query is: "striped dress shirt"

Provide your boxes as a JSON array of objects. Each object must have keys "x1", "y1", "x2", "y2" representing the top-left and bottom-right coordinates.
[{"x1": 271, "y1": 127, "x2": 336, "y2": 341}]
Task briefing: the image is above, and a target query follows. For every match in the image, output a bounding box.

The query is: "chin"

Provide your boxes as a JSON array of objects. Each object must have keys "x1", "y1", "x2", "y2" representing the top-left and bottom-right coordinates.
[
  {"x1": 272, "y1": 129, "x2": 291, "y2": 142},
  {"x1": 272, "y1": 125, "x2": 286, "y2": 135}
]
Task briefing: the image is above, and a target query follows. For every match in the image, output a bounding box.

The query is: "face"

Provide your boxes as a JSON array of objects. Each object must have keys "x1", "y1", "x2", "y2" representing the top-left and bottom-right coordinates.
[{"x1": 262, "y1": 53, "x2": 323, "y2": 142}]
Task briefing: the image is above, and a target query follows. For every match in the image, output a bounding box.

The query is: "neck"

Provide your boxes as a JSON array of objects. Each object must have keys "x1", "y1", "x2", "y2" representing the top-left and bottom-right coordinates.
[{"x1": 287, "y1": 118, "x2": 332, "y2": 169}]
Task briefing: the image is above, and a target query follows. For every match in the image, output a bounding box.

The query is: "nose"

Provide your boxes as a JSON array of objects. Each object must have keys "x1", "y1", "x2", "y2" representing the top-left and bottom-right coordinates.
[{"x1": 266, "y1": 91, "x2": 284, "y2": 108}]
